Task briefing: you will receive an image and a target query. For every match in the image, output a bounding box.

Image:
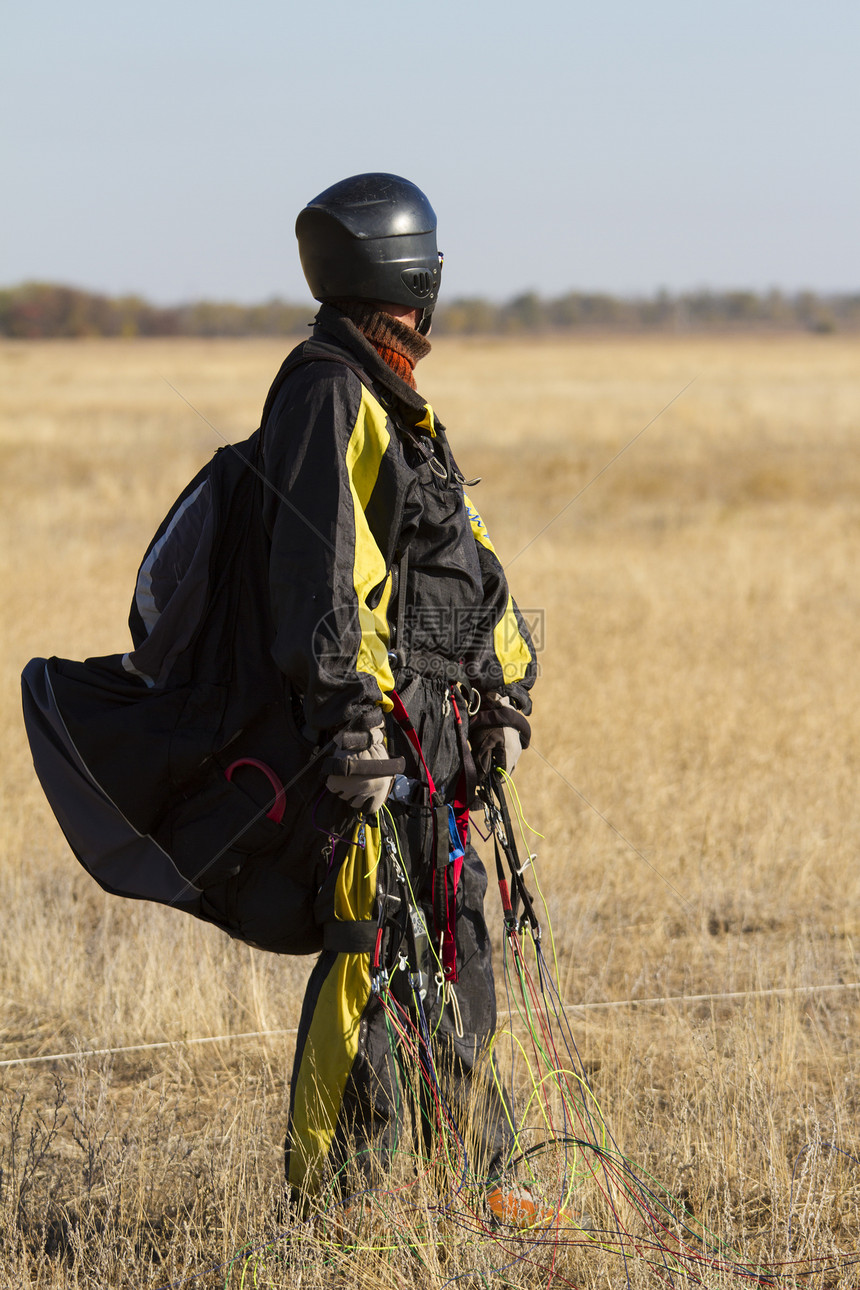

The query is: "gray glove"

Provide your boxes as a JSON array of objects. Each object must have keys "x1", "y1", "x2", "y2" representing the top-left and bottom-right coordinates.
[
  {"x1": 326, "y1": 725, "x2": 402, "y2": 814},
  {"x1": 469, "y1": 694, "x2": 530, "y2": 777}
]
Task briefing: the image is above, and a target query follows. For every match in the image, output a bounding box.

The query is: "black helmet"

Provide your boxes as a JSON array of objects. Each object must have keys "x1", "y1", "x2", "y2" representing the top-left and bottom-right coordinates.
[{"x1": 296, "y1": 173, "x2": 442, "y2": 335}]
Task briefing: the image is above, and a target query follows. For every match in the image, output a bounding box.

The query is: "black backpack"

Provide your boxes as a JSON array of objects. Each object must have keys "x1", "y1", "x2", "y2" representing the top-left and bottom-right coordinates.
[{"x1": 21, "y1": 354, "x2": 357, "y2": 954}]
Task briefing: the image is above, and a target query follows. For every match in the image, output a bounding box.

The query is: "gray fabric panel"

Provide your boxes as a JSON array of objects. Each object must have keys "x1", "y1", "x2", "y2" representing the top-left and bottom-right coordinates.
[
  {"x1": 134, "y1": 478, "x2": 209, "y2": 637},
  {"x1": 125, "y1": 480, "x2": 215, "y2": 690}
]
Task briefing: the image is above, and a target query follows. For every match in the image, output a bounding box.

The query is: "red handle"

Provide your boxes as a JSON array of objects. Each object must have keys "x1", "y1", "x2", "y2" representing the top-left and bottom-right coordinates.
[{"x1": 224, "y1": 758, "x2": 285, "y2": 825}]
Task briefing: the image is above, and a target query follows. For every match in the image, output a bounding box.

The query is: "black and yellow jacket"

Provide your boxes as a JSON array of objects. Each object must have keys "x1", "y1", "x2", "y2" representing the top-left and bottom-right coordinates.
[
  {"x1": 20, "y1": 304, "x2": 536, "y2": 954},
  {"x1": 261, "y1": 304, "x2": 536, "y2": 736}
]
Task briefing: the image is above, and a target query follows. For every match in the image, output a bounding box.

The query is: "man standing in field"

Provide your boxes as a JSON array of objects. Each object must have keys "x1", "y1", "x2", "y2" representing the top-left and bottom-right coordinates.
[{"x1": 259, "y1": 173, "x2": 537, "y2": 1209}]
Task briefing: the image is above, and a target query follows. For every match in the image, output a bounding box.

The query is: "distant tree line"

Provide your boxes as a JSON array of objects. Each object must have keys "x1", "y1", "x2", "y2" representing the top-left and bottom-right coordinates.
[
  {"x1": 1, "y1": 281, "x2": 858, "y2": 339},
  {"x1": 0, "y1": 284, "x2": 312, "y2": 339}
]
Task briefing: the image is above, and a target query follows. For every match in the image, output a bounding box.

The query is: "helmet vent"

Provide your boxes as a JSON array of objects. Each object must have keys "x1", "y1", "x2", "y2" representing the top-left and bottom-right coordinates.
[{"x1": 402, "y1": 268, "x2": 434, "y2": 298}]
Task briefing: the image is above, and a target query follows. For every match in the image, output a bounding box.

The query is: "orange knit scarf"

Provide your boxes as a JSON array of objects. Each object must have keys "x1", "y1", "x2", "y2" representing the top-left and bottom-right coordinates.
[{"x1": 332, "y1": 300, "x2": 431, "y2": 389}]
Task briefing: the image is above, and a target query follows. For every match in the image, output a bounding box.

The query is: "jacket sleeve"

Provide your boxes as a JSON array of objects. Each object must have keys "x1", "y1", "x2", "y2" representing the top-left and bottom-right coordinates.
[
  {"x1": 462, "y1": 492, "x2": 537, "y2": 715},
  {"x1": 261, "y1": 362, "x2": 405, "y2": 735}
]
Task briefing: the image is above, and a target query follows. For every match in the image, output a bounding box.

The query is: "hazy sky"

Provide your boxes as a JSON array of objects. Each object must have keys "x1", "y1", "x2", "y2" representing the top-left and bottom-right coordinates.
[{"x1": 4, "y1": 0, "x2": 858, "y2": 303}]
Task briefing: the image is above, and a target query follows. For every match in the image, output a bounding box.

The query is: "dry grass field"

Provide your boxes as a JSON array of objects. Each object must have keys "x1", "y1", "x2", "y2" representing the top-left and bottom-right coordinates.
[{"x1": 1, "y1": 332, "x2": 860, "y2": 1287}]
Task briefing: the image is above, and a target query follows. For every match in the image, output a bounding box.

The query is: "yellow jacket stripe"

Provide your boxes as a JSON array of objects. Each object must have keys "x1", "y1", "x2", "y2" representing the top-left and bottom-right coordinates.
[
  {"x1": 463, "y1": 493, "x2": 532, "y2": 685},
  {"x1": 345, "y1": 387, "x2": 396, "y2": 711}
]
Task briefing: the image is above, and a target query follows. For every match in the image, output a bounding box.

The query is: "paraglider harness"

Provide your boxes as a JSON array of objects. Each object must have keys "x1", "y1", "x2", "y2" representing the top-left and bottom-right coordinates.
[
  {"x1": 348, "y1": 746, "x2": 540, "y2": 1023},
  {"x1": 316, "y1": 604, "x2": 475, "y2": 990},
  {"x1": 346, "y1": 550, "x2": 539, "y2": 1002}
]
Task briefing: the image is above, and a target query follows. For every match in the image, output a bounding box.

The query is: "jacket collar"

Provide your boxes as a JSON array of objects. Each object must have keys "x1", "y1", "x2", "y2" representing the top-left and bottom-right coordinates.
[{"x1": 311, "y1": 304, "x2": 432, "y2": 425}]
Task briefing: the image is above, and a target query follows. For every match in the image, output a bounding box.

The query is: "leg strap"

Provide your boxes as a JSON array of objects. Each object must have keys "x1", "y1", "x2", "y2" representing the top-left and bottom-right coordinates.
[{"x1": 323, "y1": 919, "x2": 379, "y2": 953}]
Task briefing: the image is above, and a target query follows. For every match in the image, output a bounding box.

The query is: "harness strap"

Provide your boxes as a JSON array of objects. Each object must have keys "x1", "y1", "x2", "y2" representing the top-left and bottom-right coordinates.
[
  {"x1": 389, "y1": 691, "x2": 437, "y2": 792},
  {"x1": 448, "y1": 691, "x2": 477, "y2": 821},
  {"x1": 323, "y1": 919, "x2": 379, "y2": 953},
  {"x1": 395, "y1": 548, "x2": 409, "y2": 654},
  {"x1": 259, "y1": 348, "x2": 373, "y2": 438},
  {"x1": 389, "y1": 689, "x2": 462, "y2": 983}
]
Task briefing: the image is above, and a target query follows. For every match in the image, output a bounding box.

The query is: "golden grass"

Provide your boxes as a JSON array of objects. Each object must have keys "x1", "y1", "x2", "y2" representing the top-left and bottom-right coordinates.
[{"x1": 2, "y1": 334, "x2": 860, "y2": 1286}]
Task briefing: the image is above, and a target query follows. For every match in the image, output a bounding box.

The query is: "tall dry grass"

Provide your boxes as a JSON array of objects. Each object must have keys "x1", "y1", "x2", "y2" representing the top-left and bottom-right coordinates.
[{"x1": 1, "y1": 334, "x2": 860, "y2": 1286}]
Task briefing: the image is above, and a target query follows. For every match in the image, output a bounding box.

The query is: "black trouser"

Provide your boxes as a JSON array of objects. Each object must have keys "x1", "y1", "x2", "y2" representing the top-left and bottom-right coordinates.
[{"x1": 285, "y1": 673, "x2": 513, "y2": 1197}]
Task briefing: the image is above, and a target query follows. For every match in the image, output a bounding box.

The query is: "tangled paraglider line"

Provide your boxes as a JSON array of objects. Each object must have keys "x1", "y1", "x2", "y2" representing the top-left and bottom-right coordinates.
[{"x1": 162, "y1": 769, "x2": 860, "y2": 1290}]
